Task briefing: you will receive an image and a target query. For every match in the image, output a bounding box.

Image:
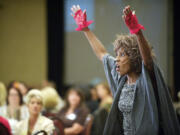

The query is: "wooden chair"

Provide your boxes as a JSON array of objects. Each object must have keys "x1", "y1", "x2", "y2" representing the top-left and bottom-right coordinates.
[
  {"x1": 51, "y1": 116, "x2": 65, "y2": 135},
  {"x1": 43, "y1": 112, "x2": 65, "y2": 135}
]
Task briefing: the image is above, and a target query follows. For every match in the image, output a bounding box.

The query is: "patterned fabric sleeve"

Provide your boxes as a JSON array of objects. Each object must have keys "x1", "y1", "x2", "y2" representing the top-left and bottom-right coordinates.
[{"x1": 102, "y1": 54, "x2": 121, "y2": 97}]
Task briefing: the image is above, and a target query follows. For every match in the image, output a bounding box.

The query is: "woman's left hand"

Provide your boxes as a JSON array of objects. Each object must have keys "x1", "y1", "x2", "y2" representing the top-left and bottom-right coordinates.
[{"x1": 122, "y1": 5, "x2": 144, "y2": 34}]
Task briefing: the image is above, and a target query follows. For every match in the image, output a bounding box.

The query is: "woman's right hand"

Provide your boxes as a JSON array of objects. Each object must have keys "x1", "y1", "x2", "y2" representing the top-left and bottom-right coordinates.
[
  {"x1": 71, "y1": 5, "x2": 93, "y2": 31},
  {"x1": 71, "y1": 5, "x2": 107, "y2": 61}
]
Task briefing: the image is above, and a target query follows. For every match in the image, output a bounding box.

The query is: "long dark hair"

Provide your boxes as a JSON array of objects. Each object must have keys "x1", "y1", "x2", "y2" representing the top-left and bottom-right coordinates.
[
  {"x1": 6, "y1": 85, "x2": 23, "y2": 105},
  {"x1": 63, "y1": 85, "x2": 85, "y2": 111}
]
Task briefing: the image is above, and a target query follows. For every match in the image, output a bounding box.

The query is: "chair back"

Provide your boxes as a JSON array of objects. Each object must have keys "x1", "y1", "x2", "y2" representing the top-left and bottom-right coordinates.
[
  {"x1": 43, "y1": 112, "x2": 65, "y2": 135},
  {"x1": 82, "y1": 114, "x2": 94, "y2": 135},
  {"x1": 0, "y1": 123, "x2": 10, "y2": 135},
  {"x1": 33, "y1": 130, "x2": 47, "y2": 135},
  {"x1": 51, "y1": 116, "x2": 65, "y2": 135}
]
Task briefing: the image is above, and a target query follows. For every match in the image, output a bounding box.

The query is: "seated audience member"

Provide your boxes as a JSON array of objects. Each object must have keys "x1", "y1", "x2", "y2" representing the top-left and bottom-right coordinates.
[
  {"x1": 41, "y1": 87, "x2": 65, "y2": 114},
  {"x1": 41, "y1": 80, "x2": 56, "y2": 90},
  {"x1": 90, "y1": 85, "x2": 99, "y2": 102},
  {"x1": 9, "y1": 81, "x2": 29, "y2": 103},
  {"x1": 0, "y1": 116, "x2": 12, "y2": 135},
  {"x1": 90, "y1": 82, "x2": 113, "y2": 135},
  {"x1": 0, "y1": 82, "x2": 7, "y2": 106},
  {"x1": 0, "y1": 86, "x2": 29, "y2": 134},
  {"x1": 57, "y1": 86, "x2": 89, "y2": 135},
  {"x1": 80, "y1": 84, "x2": 99, "y2": 114},
  {"x1": 95, "y1": 82, "x2": 113, "y2": 112},
  {"x1": 15, "y1": 89, "x2": 55, "y2": 135}
]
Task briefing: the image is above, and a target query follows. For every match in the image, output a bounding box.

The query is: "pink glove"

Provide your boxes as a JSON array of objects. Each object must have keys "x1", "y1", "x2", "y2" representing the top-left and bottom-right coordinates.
[
  {"x1": 74, "y1": 9, "x2": 93, "y2": 31},
  {"x1": 125, "y1": 11, "x2": 144, "y2": 34}
]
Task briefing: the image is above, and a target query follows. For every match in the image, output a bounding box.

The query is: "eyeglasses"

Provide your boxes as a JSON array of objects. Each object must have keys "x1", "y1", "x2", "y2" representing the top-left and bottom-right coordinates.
[{"x1": 9, "y1": 93, "x2": 19, "y2": 97}]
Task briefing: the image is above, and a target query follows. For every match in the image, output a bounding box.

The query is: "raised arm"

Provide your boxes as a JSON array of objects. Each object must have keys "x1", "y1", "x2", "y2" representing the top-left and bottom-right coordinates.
[
  {"x1": 136, "y1": 30, "x2": 153, "y2": 70},
  {"x1": 71, "y1": 5, "x2": 107, "y2": 61},
  {"x1": 123, "y1": 6, "x2": 153, "y2": 71},
  {"x1": 83, "y1": 28, "x2": 107, "y2": 61}
]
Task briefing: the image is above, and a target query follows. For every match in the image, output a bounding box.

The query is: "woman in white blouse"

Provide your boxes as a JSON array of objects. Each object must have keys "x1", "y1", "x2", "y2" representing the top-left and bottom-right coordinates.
[
  {"x1": 0, "y1": 86, "x2": 29, "y2": 134},
  {"x1": 15, "y1": 89, "x2": 55, "y2": 135}
]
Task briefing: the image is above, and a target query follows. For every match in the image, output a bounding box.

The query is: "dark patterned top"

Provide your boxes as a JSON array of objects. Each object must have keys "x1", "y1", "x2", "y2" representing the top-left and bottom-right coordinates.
[{"x1": 118, "y1": 83, "x2": 136, "y2": 135}]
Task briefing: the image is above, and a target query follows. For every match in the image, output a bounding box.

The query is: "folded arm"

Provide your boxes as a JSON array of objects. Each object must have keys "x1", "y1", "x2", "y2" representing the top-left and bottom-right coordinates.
[{"x1": 64, "y1": 123, "x2": 84, "y2": 135}]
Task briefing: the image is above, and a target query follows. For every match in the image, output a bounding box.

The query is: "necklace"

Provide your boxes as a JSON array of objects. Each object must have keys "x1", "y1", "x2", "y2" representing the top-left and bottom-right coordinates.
[{"x1": 127, "y1": 79, "x2": 136, "y2": 85}]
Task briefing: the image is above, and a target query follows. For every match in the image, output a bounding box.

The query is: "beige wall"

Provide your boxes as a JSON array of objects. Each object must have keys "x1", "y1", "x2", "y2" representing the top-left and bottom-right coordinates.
[
  {"x1": 0, "y1": 0, "x2": 47, "y2": 85},
  {"x1": 0, "y1": 0, "x2": 173, "y2": 89}
]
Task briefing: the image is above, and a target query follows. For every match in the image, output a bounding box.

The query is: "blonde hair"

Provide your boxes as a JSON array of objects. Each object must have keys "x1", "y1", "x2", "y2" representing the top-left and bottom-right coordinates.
[
  {"x1": 0, "y1": 82, "x2": 7, "y2": 106},
  {"x1": 96, "y1": 82, "x2": 111, "y2": 95},
  {"x1": 41, "y1": 87, "x2": 59, "y2": 110},
  {"x1": 26, "y1": 89, "x2": 43, "y2": 105}
]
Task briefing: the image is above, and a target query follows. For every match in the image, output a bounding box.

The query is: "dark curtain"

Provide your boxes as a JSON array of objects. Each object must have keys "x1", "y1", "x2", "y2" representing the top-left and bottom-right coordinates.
[
  {"x1": 173, "y1": 0, "x2": 180, "y2": 101},
  {"x1": 47, "y1": 0, "x2": 64, "y2": 95}
]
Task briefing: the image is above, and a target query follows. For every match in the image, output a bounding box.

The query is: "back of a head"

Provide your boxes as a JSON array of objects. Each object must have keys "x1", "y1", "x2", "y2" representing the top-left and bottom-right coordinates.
[
  {"x1": 79, "y1": 84, "x2": 92, "y2": 101},
  {"x1": 41, "y1": 87, "x2": 60, "y2": 110}
]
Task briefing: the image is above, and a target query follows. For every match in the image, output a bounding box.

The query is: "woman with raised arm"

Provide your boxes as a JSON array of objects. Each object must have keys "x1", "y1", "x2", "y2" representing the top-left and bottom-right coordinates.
[{"x1": 70, "y1": 5, "x2": 180, "y2": 135}]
